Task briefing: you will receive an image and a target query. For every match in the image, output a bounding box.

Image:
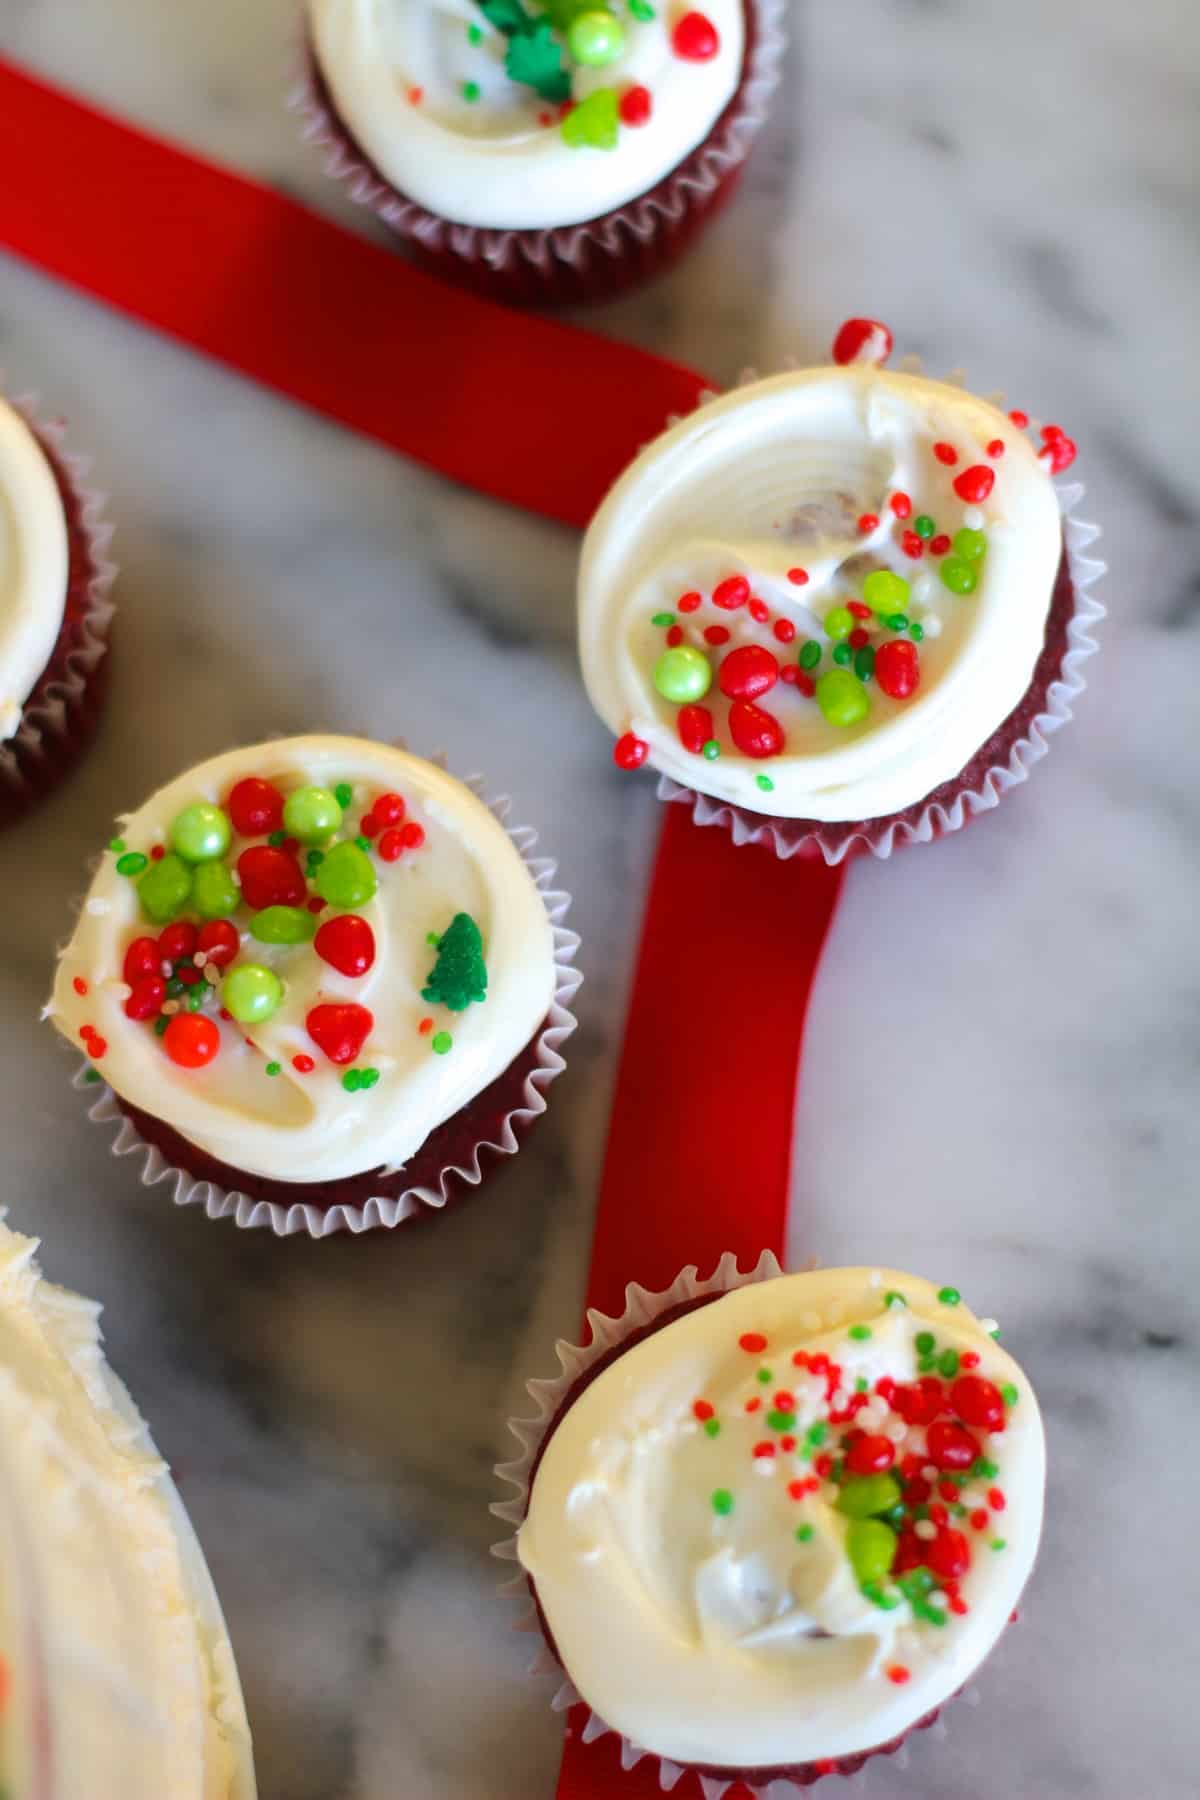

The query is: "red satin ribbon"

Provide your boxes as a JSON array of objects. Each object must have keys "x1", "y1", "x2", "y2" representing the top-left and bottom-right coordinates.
[{"x1": 0, "y1": 56, "x2": 847, "y2": 1798}]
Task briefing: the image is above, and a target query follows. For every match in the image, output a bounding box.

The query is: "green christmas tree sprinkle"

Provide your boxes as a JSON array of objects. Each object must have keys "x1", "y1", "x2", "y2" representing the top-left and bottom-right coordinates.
[{"x1": 422, "y1": 913, "x2": 488, "y2": 1012}]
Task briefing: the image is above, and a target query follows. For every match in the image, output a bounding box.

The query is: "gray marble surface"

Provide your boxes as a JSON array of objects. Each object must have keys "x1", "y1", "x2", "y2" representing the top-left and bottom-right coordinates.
[{"x1": 0, "y1": 0, "x2": 1196, "y2": 1794}]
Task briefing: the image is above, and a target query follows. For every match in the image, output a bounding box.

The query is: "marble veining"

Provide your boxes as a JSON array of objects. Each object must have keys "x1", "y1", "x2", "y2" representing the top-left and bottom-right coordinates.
[{"x1": 0, "y1": 0, "x2": 1197, "y2": 1794}]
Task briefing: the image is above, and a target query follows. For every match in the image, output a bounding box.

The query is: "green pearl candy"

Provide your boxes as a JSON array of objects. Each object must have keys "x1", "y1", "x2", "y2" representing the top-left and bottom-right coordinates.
[
  {"x1": 250, "y1": 905, "x2": 316, "y2": 945},
  {"x1": 940, "y1": 556, "x2": 978, "y2": 595},
  {"x1": 846, "y1": 1518, "x2": 898, "y2": 1585},
  {"x1": 222, "y1": 963, "x2": 283, "y2": 1024},
  {"x1": 853, "y1": 645, "x2": 875, "y2": 683},
  {"x1": 835, "y1": 1474, "x2": 902, "y2": 1519},
  {"x1": 116, "y1": 851, "x2": 148, "y2": 877},
  {"x1": 567, "y1": 8, "x2": 625, "y2": 64},
  {"x1": 832, "y1": 643, "x2": 852, "y2": 666},
  {"x1": 952, "y1": 528, "x2": 987, "y2": 563},
  {"x1": 282, "y1": 785, "x2": 343, "y2": 844},
  {"x1": 816, "y1": 668, "x2": 870, "y2": 728},
  {"x1": 137, "y1": 853, "x2": 192, "y2": 924},
  {"x1": 701, "y1": 739, "x2": 720, "y2": 760},
  {"x1": 914, "y1": 514, "x2": 935, "y2": 540},
  {"x1": 799, "y1": 639, "x2": 821, "y2": 671},
  {"x1": 170, "y1": 803, "x2": 232, "y2": 864},
  {"x1": 823, "y1": 605, "x2": 855, "y2": 642},
  {"x1": 653, "y1": 644, "x2": 712, "y2": 704},
  {"x1": 193, "y1": 860, "x2": 240, "y2": 920},
  {"x1": 315, "y1": 841, "x2": 377, "y2": 908},
  {"x1": 862, "y1": 570, "x2": 910, "y2": 612}
]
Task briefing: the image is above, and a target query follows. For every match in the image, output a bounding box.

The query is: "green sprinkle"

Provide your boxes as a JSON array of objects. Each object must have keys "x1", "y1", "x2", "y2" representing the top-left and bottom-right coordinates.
[
  {"x1": 991, "y1": 1537, "x2": 1007, "y2": 1551},
  {"x1": 265, "y1": 1061, "x2": 281, "y2": 1076},
  {"x1": 767, "y1": 1409, "x2": 796, "y2": 1432},
  {"x1": 953, "y1": 1502, "x2": 968, "y2": 1518},
  {"x1": 267, "y1": 829, "x2": 286, "y2": 847},
  {"x1": 756, "y1": 1366, "x2": 772, "y2": 1384},
  {"x1": 799, "y1": 639, "x2": 821, "y2": 671},
  {"x1": 108, "y1": 837, "x2": 126, "y2": 854},
  {"x1": 701, "y1": 738, "x2": 720, "y2": 760},
  {"x1": 990, "y1": 1325, "x2": 1002, "y2": 1340},
  {"x1": 703, "y1": 1417, "x2": 721, "y2": 1438},
  {"x1": 1001, "y1": 1382, "x2": 1019, "y2": 1407},
  {"x1": 711, "y1": 1487, "x2": 734, "y2": 1516},
  {"x1": 795, "y1": 1523, "x2": 814, "y2": 1543},
  {"x1": 855, "y1": 1376, "x2": 869, "y2": 1392},
  {"x1": 853, "y1": 645, "x2": 875, "y2": 682},
  {"x1": 898, "y1": 1568, "x2": 935, "y2": 1600},
  {"x1": 832, "y1": 642, "x2": 852, "y2": 666},
  {"x1": 651, "y1": 611, "x2": 674, "y2": 627},
  {"x1": 914, "y1": 514, "x2": 935, "y2": 540},
  {"x1": 848, "y1": 1324, "x2": 872, "y2": 1341},
  {"x1": 862, "y1": 1579, "x2": 902, "y2": 1611},
  {"x1": 432, "y1": 1030, "x2": 453, "y2": 1055},
  {"x1": 910, "y1": 621, "x2": 925, "y2": 642},
  {"x1": 360, "y1": 1068, "x2": 380, "y2": 1089},
  {"x1": 462, "y1": 79, "x2": 480, "y2": 101},
  {"x1": 116, "y1": 851, "x2": 148, "y2": 877},
  {"x1": 884, "y1": 1290, "x2": 907, "y2": 1309},
  {"x1": 166, "y1": 977, "x2": 185, "y2": 998},
  {"x1": 629, "y1": 0, "x2": 655, "y2": 17},
  {"x1": 915, "y1": 1331, "x2": 936, "y2": 1355},
  {"x1": 154, "y1": 1016, "x2": 170, "y2": 1037},
  {"x1": 806, "y1": 1421, "x2": 827, "y2": 1447},
  {"x1": 973, "y1": 1457, "x2": 1000, "y2": 1480},
  {"x1": 467, "y1": 21, "x2": 483, "y2": 41},
  {"x1": 342, "y1": 1069, "x2": 362, "y2": 1092},
  {"x1": 938, "y1": 1286, "x2": 962, "y2": 1306},
  {"x1": 938, "y1": 1348, "x2": 960, "y2": 1378},
  {"x1": 886, "y1": 613, "x2": 909, "y2": 631},
  {"x1": 912, "y1": 1503, "x2": 930, "y2": 1522},
  {"x1": 426, "y1": 931, "x2": 441, "y2": 947},
  {"x1": 334, "y1": 783, "x2": 353, "y2": 809},
  {"x1": 186, "y1": 986, "x2": 205, "y2": 1012},
  {"x1": 83, "y1": 1067, "x2": 102, "y2": 1084},
  {"x1": 306, "y1": 849, "x2": 325, "y2": 869},
  {"x1": 755, "y1": 774, "x2": 775, "y2": 793},
  {"x1": 355, "y1": 835, "x2": 371, "y2": 852}
]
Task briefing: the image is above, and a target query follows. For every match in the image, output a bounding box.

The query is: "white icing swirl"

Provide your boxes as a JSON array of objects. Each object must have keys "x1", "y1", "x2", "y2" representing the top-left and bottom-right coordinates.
[
  {"x1": 578, "y1": 367, "x2": 1064, "y2": 820},
  {"x1": 0, "y1": 1221, "x2": 254, "y2": 1798},
  {"x1": 308, "y1": 0, "x2": 744, "y2": 229},
  {"x1": 0, "y1": 397, "x2": 68, "y2": 742},
  {"x1": 518, "y1": 1268, "x2": 1045, "y2": 1769},
  {"x1": 48, "y1": 737, "x2": 558, "y2": 1186}
]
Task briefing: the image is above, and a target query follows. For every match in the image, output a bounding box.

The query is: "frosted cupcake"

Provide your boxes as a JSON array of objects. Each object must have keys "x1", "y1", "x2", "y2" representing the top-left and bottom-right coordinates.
[
  {"x1": 0, "y1": 394, "x2": 115, "y2": 826},
  {"x1": 47, "y1": 736, "x2": 578, "y2": 1237},
  {"x1": 501, "y1": 1260, "x2": 1044, "y2": 1787},
  {"x1": 0, "y1": 1219, "x2": 255, "y2": 1797},
  {"x1": 300, "y1": 0, "x2": 784, "y2": 304},
  {"x1": 579, "y1": 317, "x2": 1103, "y2": 859}
]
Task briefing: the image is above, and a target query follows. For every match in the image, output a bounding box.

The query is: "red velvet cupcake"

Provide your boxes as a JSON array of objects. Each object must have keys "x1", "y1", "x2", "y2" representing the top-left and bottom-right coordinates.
[
  {"x1": 295, "y1": 0, "x2": 785, "y2": 307},
  {"x1": 496, "y1": 1257, "x2": 1044, "y2": 1789},
  {"x1": 48, "y1": 736, "x2": 579, "y2": 1238}
]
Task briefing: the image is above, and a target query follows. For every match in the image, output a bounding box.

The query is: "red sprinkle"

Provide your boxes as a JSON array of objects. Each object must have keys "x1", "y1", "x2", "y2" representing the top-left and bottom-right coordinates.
[
  {"x1": 987, "y1": 438, "x2": 1006, "y2": 457},
  {"x1": 901, "y1": 529, "x2": 924, "y2": 559},
  {"x1": 953, "y1": 464, "x2": 996, "y2": 503},
  {"x1": 795, "y1": 671, "x2": 815, "y2": 697},
  {"x1": 988, "y1": 1487, "x2": 1007, "y2": 1512},
  {"x1": 961, "y1": 1351, "x2": 981, "y2": 1370},
  {"x1": 744, "y1": 1396, "x2": 762, "y2": 1413},
  {"x1": 150, "y1": 844, "x2": 165, "y2": 861},
  {"x1": 847, "y1": 601, "x2": 872, "y2": 620},
  {"x1": 374, "y1": 792, "x2": 406, "y2": 827},
  {"x1": 857, "y1": 512, "x2": 879, "y2": 535},
  {"x1": 378, "y1": 829, "x2": 404, "y2": 863},
  {"x1": 407, "y1": 85, "x2": 423, "y2": 105},
  {"x1": 786, "y1": 567, "x2": 809, "y2": 585},
  {"x1": 780, "y1": 664, "x2": 799, "y2": 686},
  {"x1": 72, "y1": 976, "x2": 88, "y2": 996},
  {"x1": 88, "y1": 1036, "x2": 108, "y2": 1059},
  {"x1": 753, "y1": 1441, "x2": 776, "y2": 1459},
  {"x1": 678, "y1": 590, "x2": 702, "y2": 612},
  {"x1": 418, "y1": 1017, "x2": 434, "y2": 1035},
  {"x1": 713, "y1": 574, "x2": 750, "y2": 610},
  {"x1": 692, "y1": 1400, "x2": 714, "y2": 1422},
  {"x1": 359, "y1": 813, "x2": 379, "y2": 839},
  {"x1": 887, "y1": 1665, "x2": 911, "y2": 1685},
  {"x1": 848, "y1": 627, "x2": 869, "y2": 650},
  {"x1": 780, "y1": 1434, "x2": 796, "y2": 1451},
  {"x1": 831, "y1": 318, "x2": 893, "y2": 367},
  {"x1": 774, "y1": 1391, "x2": 795, "y2": 1411},
  {"x1": 749, "y1": 597, "x2": 770, "y2": 624},
  {"x1": 889, "y1": 491, "x2": 912, "y2": 519},
  {"x1": 671, "y1": 10, "x2": 720, "y2": 60},
  {"x1": 292, "y1": 1054, "x2": 315, "y2": 1073},
  {"x1": 813, "y1": 1452, "x2": 833, "y2": 1478},
  {"x1": 934, "y1": 442, "x2": 959, "y2": 466},
  {"x1": 307, "y1": 897, "x2": 327, "y2": 913},
  {"x1": 665, "y1": 624, "x2": 684, "y2": 647},
  {"x1": 1009, "y1": 409, "x2": 1029, "y2": 428},
  {"x1": 677, "y1": 704, "x2": 714, "y2": 754},
  {"x1": 703, "y1": 624, "x2": 730, "y2": 646},
  {"x1": 619, "y1": 83, "x2": 652, "y2": 126},
  {"x1": 400, "y1": 822, "x2": 425, "y2": 850},
  {"x1": 787, "y1": 1479, "x2": 807, "y2": 1500},
  {"x1": 613, "y1": 733, "x2": 648, "y2": 771},
  {"x1": 773, "y1": 619, "x2": 796, "y2": 644},
  {"x1": 739, "y1": 1332, "x2": 768, "y2": 1353},
  {"x1": 929, "y1": 533, "x2": 951, "y2": 556}
]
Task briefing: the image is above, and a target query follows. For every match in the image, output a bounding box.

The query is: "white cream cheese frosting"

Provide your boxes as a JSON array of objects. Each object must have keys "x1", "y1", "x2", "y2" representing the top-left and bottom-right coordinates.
[
  {"x1": 518, "y1": 1267, "x2": 1045, "y2": 1770},
  {"x1": 0, "y1": 397, "x2": 69, "y2": 743},
  {"x1": 308, "y1": 0, "x2": 744, "y2": 229},
  {"x1": 48, "y1": 736, "x2": 558, "y2": 1186},
  {"x1": 578, "y1": 365, "x2": 1066, "y2": 821},
  {"x1": 0, "y1": 1221, "x2": 254, "y2": 1799}
]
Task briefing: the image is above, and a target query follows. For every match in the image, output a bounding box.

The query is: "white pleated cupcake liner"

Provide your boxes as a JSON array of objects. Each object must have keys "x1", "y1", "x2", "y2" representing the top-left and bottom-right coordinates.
[
  {"x1": 655, "y1": 358, "x2": 1106, "y2": 864},
  {"x1": 289, "y1": 0, "x2": 786, "y2": 287},
  {"x1": 0, "y1": 391, "x2": 117, "y2": 813},
  {"x1": 490, "y1": 1250, "x2": 1025, "y2": 1795},
  {"x1": 72, "y1": 766, "x2": 581, "y2": 1240}
]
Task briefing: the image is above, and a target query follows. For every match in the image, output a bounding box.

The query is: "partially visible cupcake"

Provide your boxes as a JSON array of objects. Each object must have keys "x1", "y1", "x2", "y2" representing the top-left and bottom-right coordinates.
[
  {"x1": 579, "y1": 317, "x2": 1103, "y2": 859},
  {"x1": 47, "y1": 735, "x2": 578, "y2": 1237},
  {"x1": 0, "y1": 1219, "x2": 255, "y2": 1797},
  {"x1": 0, "y1": 394, "x2": 115, "y2": 827},
  {"x1": 500, "y1": 1259, "x2": 1045, "y2": 1787},
  {"x1": 299, "y1": 0, "x2": 784, "y2": 305}
]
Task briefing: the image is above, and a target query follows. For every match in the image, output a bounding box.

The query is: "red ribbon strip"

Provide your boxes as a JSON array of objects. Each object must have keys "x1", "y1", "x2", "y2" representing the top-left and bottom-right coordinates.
[{"x1": 0, "y1": 56, "x2": 847, "y2": 1797}]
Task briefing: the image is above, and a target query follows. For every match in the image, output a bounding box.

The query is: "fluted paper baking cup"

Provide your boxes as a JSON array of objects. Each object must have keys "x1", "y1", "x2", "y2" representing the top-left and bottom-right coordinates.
[
  {"x1": 655, "y1": 362, "x2": 1106, "y2": 863},
  {"x1": 0, "y1": 395, "x2": 116, "y2": 826},
  {"x1": 493, "y1": 1253, "x2": 1021, "y2": 1794},
  {"x1": 72, "y1": 770, "x2": 580, "y2": 1240},
  {"x1": 291, "y1": 0, "x2": 786, "y2": 307}
]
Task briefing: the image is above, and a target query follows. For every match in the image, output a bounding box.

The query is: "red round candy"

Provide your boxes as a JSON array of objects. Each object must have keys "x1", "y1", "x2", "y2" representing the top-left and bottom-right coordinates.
[
  {"x1": 933, "y1": 441, "x2": 959, "y2": 466},
  {"x1": 196, "y1": 919, "x2": 239, "y2": 967},
  {"x1": 163, "y1": 1013, "x2": 219, "y2": 1069},
  {"x1": 123, "y1": 936, "x2": 162, "y2": 986},
  {"x1": 950, "y1": 1374, "x2": 1007, "y2": 1432},
  {"x1": 848, "y1": 627, "x2": 869, "y2": 650},
  {"x1": 677, "y1": 704, "x2": 714, "y2": 754},
  {"x1": 619, "y1": 83, "x2": 652, "y2": 126},
  {"x1": 613, "y1": 732, "x2": 648, "y2": 771},
  {"x1": 124, "y1": 975, "x2": 166, "y2": 1021},
  {"x1": 314, "y1": 914, "x2": 376, "y2": 978},
  {"x1": 831, "y1": 318, "x2": 893, "y2": 367},
  {"x1": 373, "y1": 792, "x2": 406, "y2": 827},
  {"x1": 158, "y1": 921, "x2": 198, "y2": 964},
  {"x1": 889, "y1": 492, "x2": 912, "y2": 519},
  {"x1": 901, "y1": 530, "x2": 924, "y2": 559},
  {"x1": 927, "y1": 1420, "x2": 981, "y2": 1472},
  {"x1": 926, "y1": 1527, "x2": 971, "y2": 1582},
  {"x1": 728, "y1": 700, "x2": 784, "y2": 759},
  {"x1": 305, "y1": 1002, "x2": 374, "y2": 1066},
  {"x1": 891, "y1": 1528, "x2": 925, "y2": 1576},
  {"x1": 1040, "y1": 434, "x2": 1077, "y2": 474},
  {"x1": 875, "y1": 639, "x2": 920, "y2": 700},
  {"x1": 952, "y1": 464, "x2": 996, "y2": 503},
  {"x1": 400, "y1": 822, "x2": 425, "y2": 850},
  {"x1": 378, "y1": 829, "x2": 405, "y2": 863},
  {"x1": 671, "y1": 10, "x2": 719, "y2": 59},
  {"x1": 891, "y1": 1376, "x2": 945, "y2": 1426},
  {"x1": 844, "y1": 1434, "x2": 896, "y2": 1476},
  {"x1": 929, "y1": 533, "x2": 951, "y2": 556},
  {"x1": 227, "y1": 776, "x2": 284, "y2": 837},
  {"x1": 359, "y1": 813, "x2": 379, "y2": 839},
  {"x1": 719, "y1": 644, "x2": 779, "y2": 701},
  {"x1": 236, "y1": 845, "x2": 306, "y2": 910},
  {"x1": 712, "y1": 574, "x2": 749, "y2": 610}
]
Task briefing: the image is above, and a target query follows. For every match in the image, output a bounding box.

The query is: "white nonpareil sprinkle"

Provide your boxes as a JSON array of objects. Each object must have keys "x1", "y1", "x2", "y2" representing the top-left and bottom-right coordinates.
[
  {"x1": 85, "y1": 898, "x2": 109, "y2": 916},
  {"x1": 963, "y1": 505, "x2": 985, "y2": 529},
  {"x1": 920, "y1": 613, "x2": 944, "y2": 638},
  {"x1": 922, "y1": 1464, "x2": 937, "y2": 1483},
  {"x1": 914, "y1": 1520, "x2": 937, "y2": 1541},
  {"x1": 885, "y1": 1419, "x2": 908, "y2": 1444},
  {"x1": 753, "y1": 1457, "x2": 776, "y2": 1479},
  {"x1": 162, "y1": 1000, "x2": 180, "y2": 1016}
]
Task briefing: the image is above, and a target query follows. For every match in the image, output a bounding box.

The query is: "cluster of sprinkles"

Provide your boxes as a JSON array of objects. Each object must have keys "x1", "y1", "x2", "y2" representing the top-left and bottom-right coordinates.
[
  {"x1": 74, "y1": 776, "x2": 489, "y2": 1086},
  {"x1": 613, "y1": 316, "x2": 1076, "y2": 780},
  {"x1": 690, "y1": 1287, "x2": 1019, "y2": 1682},
  {"x1": 408, "y1": 1, "x2": 719, "y2": 151}
]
